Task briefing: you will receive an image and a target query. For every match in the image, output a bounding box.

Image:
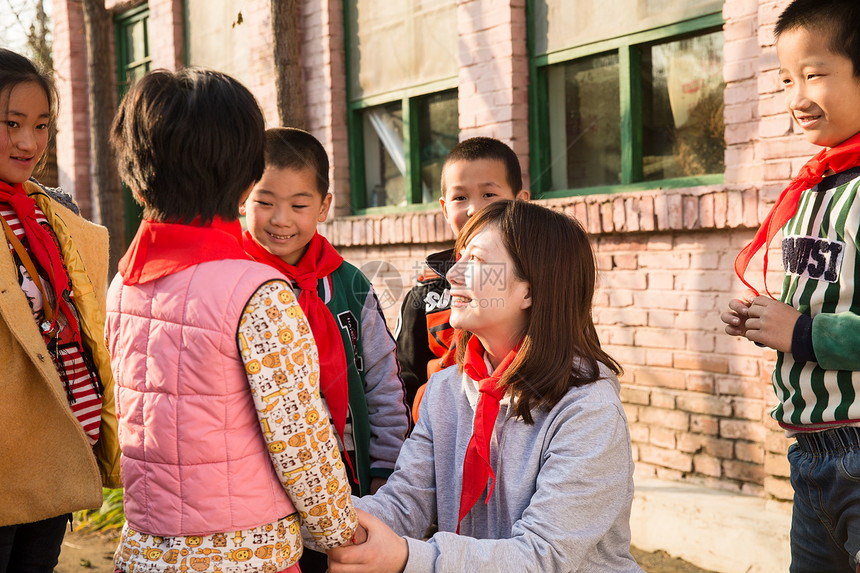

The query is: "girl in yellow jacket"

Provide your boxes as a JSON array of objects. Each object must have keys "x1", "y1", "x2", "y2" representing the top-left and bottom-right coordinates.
[{"x1": 0, "y1": 48, "x2": 120, "y2": 571}]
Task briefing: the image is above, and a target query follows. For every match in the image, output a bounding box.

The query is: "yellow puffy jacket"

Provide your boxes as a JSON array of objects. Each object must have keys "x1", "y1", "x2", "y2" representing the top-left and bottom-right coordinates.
[{"x1": 0, "y1": 180, "x2": 121, "y2": 527}]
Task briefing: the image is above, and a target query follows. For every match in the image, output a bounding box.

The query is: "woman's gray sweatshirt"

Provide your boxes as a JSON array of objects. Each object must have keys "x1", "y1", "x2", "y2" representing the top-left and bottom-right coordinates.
[{"x1": 355, "y1": 363, "x2": 644, "y2": 572}]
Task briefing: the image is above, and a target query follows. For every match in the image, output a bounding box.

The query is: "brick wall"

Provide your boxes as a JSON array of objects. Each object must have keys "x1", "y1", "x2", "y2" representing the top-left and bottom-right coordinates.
[
  {"x1": 148, "y1": 0, "x2": 184, "y2": 69},
  {"x1": 316, "y1": 0, "x2": 806, "y2": 500},
  {"x1": 302, "y1": 0, "x2": 351, "y2": 218},
  {"x1": 457, "y1": 0, "x2": 530, "y2": 190},
  {"x1": 52, "y1": 0, "x2": 93, "y2": 216},
  {"x1": 50, "y1": 0, "x2": 811, "y2": 500}
]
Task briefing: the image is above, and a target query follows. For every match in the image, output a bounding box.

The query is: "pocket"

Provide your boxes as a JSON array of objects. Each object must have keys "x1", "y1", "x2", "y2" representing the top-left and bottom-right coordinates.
[{"x1": 837, "y1": 447, "x2": 860, "y2": 481}]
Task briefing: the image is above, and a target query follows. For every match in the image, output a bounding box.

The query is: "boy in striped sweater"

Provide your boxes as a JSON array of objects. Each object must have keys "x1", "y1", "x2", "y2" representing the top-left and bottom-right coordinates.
[{"x1": 721, "y1": 1, "x2": 860, "y2": 571}]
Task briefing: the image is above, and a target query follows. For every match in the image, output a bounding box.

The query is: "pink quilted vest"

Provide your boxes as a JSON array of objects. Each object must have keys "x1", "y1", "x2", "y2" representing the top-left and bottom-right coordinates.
[{"x1": 105, "y1": 259, "x2": 297, "y2": 536}]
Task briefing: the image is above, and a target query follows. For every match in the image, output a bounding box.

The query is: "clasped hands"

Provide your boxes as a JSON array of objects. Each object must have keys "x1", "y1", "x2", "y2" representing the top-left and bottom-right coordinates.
[
  {"x1": 326, "y1": 508, "x2": 408, "y2": 573},
  {"x1": 720, "y1": 294, "x2": 802, "y2": 353}
]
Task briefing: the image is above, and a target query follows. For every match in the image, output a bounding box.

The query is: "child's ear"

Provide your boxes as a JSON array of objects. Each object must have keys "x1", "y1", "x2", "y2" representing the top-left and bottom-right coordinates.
[
  {"x1": 439, "y1": 196, "x2": 450, "y2": 221},
  {"x1": 516, "y1": 189, "x2": 531, "y2": 201},
  {"x1": 318, "y1": 193, "x2": 333, "y2": 223},
  {"x1": 239, "y1": 203, "x2": 247, "y2": 216}
]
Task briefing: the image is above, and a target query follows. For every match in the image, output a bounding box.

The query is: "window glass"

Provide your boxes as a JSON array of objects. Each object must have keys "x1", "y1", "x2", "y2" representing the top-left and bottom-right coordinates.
[
  {"x1": 534, "y1": 0, "x2": 722, "y2": 57},
  {"x1": 417, "y1": 90, "x2": 458, "y2": 202},
  {"x1": 642, "y1": 30, "x2": 725, "y2": 180},
  {"x1": 547, "y1": 53, "x2": 621, "y2": 190},
  {"x1": 118, "y1": 15, "x2": 150, "y2": 96},
  {"x1": 363, "y1": 102, "x2": 405, "y2": 208}
]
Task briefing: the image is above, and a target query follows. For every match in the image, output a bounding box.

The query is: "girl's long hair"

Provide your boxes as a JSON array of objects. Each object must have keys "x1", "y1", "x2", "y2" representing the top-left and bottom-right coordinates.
[{"x1": 454, "y1": 200, "x2": 621, "y2": 424}]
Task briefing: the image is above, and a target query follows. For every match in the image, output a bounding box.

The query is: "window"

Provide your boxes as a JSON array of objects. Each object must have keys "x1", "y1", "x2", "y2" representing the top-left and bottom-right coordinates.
[
  {"x1": 358, "y1": 90, "x2": 458, "y2": 209},
  {"x1": 115, "y1": 6, "x2": 151, "y2": 98},
  {"x1": 115, "y1": 5, "x2": 150, "y2": 242},
  {"x1": 531, "y1": 7, "x2": 725, "y2": 196},
  {"x1": 346, "y1": 1, "x2": 459, "y2": 212}
]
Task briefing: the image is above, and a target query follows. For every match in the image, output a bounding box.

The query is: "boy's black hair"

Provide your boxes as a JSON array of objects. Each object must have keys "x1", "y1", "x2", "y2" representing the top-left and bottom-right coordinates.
[
  {"x1": 0, "y1": 48, "x2": 58, "y2": 176},
  {"x1": 263, "y1": 127, "x2": 329, "y2": 195},
  {"x1": 441, "y1": 136, "x2": 523, "y2": 196},
  {"x1": 775, "y1": 0, "x2": 860, "y2": 76},
  {"x1": 110, "y1": 68, "x2": 265, "y2": 223}
]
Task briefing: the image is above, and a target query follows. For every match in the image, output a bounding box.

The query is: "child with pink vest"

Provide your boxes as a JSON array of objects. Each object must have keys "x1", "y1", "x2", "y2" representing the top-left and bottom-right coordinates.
[{"x1": 105, "y1": 69, "x2": 361, "y2": 573}]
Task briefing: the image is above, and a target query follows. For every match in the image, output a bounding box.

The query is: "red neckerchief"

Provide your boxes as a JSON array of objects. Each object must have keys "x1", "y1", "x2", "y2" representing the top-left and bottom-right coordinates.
[
  {"x1": 118, "y1": 218, "x2": 250, "y2": 285},
  {"x1": 457, "y1": 334, "x2": 521, "y2": 534},
  {"x1": 243, "y1": 231, "x2": 350, "y2": 452},
  {"x1": 735, "y1": 132, "x2": 860, "y2": 297},
  {"x1": 0, "y1": 180, "x2": 79, "y2": 341}
]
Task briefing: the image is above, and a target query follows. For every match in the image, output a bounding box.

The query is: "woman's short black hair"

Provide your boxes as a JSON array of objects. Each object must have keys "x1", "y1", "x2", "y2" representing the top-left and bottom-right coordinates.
[{"x1": 110, "y1": 68, "x2": 265, "y2": 223}]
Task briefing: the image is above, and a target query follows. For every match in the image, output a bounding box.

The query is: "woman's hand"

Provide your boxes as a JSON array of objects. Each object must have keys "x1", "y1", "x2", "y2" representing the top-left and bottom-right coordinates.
[{"x1": 327, "y1": 508, "x2": 408, "y2": 573}]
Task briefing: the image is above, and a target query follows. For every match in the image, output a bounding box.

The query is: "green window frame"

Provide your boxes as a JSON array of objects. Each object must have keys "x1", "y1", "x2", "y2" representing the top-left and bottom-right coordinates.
[
  {"x1": 343, "y1": 1, "x2": 460, "y2": 215},
  {"x1": 115, "y1": 4, "x2": 151, "y2": 243},
  {"x1": 346, "y1": 82, "x2": 459, "y2": 215},
  {"x1": 528, "y1": 10, "x2": 725, "y2": 198}
]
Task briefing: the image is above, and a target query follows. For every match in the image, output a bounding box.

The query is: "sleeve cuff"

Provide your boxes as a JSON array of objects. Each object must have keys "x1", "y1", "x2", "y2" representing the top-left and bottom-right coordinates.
[
  {"x1": 791, "y1": 313, "x2": 816, "y2": 363},
  {"x1": 403, "y1": 537, "x2": 435, "y2": 573}
]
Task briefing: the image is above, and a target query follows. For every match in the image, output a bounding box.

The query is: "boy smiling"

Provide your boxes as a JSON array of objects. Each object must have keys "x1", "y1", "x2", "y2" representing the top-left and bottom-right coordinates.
[
  {"x1": 722, "y1": 1, "x2": 860, "y2": 570},
  {"x1": 242, "y1": 127, "x2": 410, "y2": 571}
]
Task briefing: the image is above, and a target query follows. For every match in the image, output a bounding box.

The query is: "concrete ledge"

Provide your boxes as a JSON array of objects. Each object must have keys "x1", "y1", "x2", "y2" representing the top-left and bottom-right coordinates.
[{"x1": 631, "y1": 477, "x2": 791, "y2": 573}]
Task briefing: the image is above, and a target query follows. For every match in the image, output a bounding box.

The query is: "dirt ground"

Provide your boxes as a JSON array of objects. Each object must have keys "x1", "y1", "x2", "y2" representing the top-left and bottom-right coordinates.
[{"x1": 55, "y1": 530, "x2": 717, "y2": 573}]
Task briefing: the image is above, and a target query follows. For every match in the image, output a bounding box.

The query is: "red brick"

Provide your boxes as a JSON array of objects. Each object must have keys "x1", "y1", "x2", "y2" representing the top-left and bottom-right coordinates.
[
  {"x1": 716, "y1": 375, "x2": 765, "y2": 398},
  {"x1": 687, "y1": 374, "x2": 715, "y2": 394},
  {"x1": 650, "y1": 389, "x2": 677, "y2": 409},
  {"x1": 765, "y1": 431, "x2": 791, "y2": 455},
  {"x1": 620, "y1": 386, "x2": 650, "y2": 406},
  {"x1": 673, "y1": 352, "x2": 730, "y2": 374},
  {"x1": 732, "y1": 397, "x2": 765, "y2": 421},
  {"x1": 613, "y1": 197, "x2": 626, "y2": 232},
  {"x1": 764, "y1": 452, "x2": 791, "y2": 478},
  {"x1": 622, "y1": 404, "x2": 640, "y2": 424},
  {"x1": 655, "y1": 466, "x2": 687, "y2": 481},
  {"x1": 735, "y1": 441, "x2": 765, "y2": 464},
  {"x1": 612, "y1": 254, "x2": 638, "y2": 270},
  {"x1": 677, "y1": 394, "x2": 733, "y2": 417},
  {"x1": 633, "y1": 328, "x2": 684, "y2": 349},
  {"x1": 693, "y1": 453, "x2": 722, "y2": 477},
  {"x1": 723, "y1": 460, "x2": 765, "y2": 484},
  {"x1": 639, "y1": 195, "x2": 655, "y2": 231},
  {"x1": 639, "y1": 445, "x2": 693, "y2": 473},
  {"x1": 764, "y1": 476, "x2": 794, "y2": 502},
  {"x1": 720, "y1": 419, "x2": 767, "y2": 442},
  {"x1": 638, "y1": 252, "x2": 690, "y2": 269},
  {"x1": 645, "y1": 349, "x2": 674, "y2": 367},
  {"x1": 640, "y1": 406, "x2": 690, "y2": 431},
  {"x1": 649, "y1": 427, "x2": 677, "y2": 449},
  {"x1": 629, "y1": 423, "x2": 650, "y2": 443},
  {"x1": 636, "y1": 368, "x2": 687, "y2": 391},
  {"x1": 600, "y1": 201, "x2": 614, "y2": 233}
]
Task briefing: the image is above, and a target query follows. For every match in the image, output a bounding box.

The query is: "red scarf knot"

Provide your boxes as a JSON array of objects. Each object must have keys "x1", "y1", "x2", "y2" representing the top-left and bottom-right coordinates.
[
  {"x1": 0, "y1": 181, "x2": 79, "y2": 341},
  {"x1": 456, "y1": 334, "x2": 521, "y2": 534},
  {"x1": 735, "y1": 132, "x2": 860, "y2": 297},
  {"x1": 243, "y1": 231, "x2": 352, "y2": 472},
  {"x1": 119, "y1": 217, "x2": 250, "y2": 286}
]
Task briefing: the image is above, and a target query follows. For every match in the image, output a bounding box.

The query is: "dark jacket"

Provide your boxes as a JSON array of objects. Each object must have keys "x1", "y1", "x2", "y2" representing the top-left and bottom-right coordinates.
[{"x1": 394, "y1": 248, "x2": 457, "y2": 409}]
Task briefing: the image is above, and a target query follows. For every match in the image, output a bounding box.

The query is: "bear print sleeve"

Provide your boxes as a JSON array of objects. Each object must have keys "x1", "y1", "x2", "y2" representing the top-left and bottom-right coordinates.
[{"x1": 238, "y1": 279, "x2": 358, "y2": 549}]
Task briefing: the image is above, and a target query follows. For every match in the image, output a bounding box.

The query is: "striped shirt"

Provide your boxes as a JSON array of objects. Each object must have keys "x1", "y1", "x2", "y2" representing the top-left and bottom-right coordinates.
[
  {"x1": 774, "y1": 166, "x2": 860, "y2": 429},
  {"x1": 1, "y1": 203, "x2": 102, "y2": 444}
]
